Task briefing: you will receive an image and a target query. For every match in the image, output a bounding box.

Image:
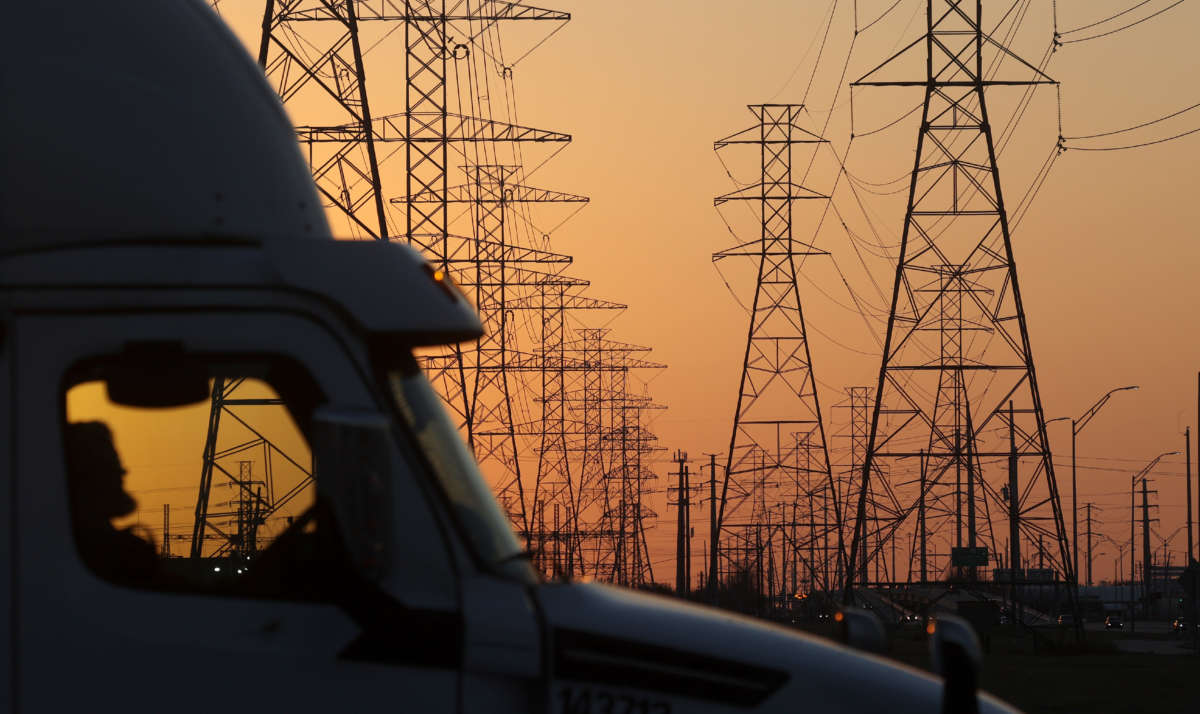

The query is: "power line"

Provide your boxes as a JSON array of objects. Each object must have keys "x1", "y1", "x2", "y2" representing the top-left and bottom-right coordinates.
[
  {"x1": 1065, "y1": 125, "x2": 1200, "y2": 151},
  {"x1": 1059, "y1": 0, "x2": 1188, "y2": 44},
  {"x1": 857, "y1": 0, "x2": 908, "y2": 34},
  {"x1": 1059, "y1": 0, "x2": 1155, "y2": 34},
  {"x1": 1064, "y1": 101, "x2": 1200, "y2": 140}
]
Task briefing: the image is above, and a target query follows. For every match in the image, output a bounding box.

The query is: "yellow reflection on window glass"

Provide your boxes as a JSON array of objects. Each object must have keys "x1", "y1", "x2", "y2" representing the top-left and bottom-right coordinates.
[{"x1": 66, "y1": 380, "x2": 313, "y2": 558}]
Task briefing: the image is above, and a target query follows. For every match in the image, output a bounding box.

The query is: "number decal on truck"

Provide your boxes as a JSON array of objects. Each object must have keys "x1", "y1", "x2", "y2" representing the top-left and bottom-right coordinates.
[{"x1": 557, "y1": 686, "x2": 671, "y2": 714}]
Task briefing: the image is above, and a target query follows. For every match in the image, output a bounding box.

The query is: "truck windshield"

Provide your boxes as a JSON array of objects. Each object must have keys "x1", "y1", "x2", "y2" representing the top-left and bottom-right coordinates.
[{"x1": 387, "y1": 365, "x2": 533, "y2": 582}]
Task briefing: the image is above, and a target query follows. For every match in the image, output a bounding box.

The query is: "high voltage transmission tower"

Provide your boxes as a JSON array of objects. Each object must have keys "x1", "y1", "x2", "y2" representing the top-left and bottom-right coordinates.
[
  {"x1": 193, "y1": 2, "x2": 669, "y2": 587},
  {"x1": 846, "y1": 1, "x2": 1072, "y2": 608},
  {"x1": 380, "y1": 3, "x2": 594, "y2": 547},
  {"x1": 711, "y1": 105, "x2": 838, "y2": 604},
  {"x1": 564, "y1": 329, "x2": 664, "y2": 584},
  {"x1": 507, "y1": 279, "x2": 628, "y2": 576},
  {"x1": 395, "y1": 164, "x2": 588, "y2": 540},
  {"x1": 192, "y1": 380, "x2": 311, "y2": 559}
]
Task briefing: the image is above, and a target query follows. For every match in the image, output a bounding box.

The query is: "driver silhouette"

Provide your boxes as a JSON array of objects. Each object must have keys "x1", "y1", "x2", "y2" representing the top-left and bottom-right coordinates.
[{"x1": 65, "y1": 421, "x2": 158, "y2": 585}]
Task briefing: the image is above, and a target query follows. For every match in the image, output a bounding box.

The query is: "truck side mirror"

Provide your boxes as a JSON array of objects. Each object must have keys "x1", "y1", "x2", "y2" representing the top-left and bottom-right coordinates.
[
  {"x1": 836, "y1": 607, "x2": 887, "y2": 653},
  {"x1": 928, "y1": 615, "x2": 983, "y2": 714},
  {"x1": 312, "y1": 408, "x2": 394, "y2": 581}
]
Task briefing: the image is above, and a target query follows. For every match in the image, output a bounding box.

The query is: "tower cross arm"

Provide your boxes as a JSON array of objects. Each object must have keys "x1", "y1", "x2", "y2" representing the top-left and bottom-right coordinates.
[
  {"x1": 714, "y1": 183, "x2": 827, "y2": 205},
  {"x1": 285, "y1": 2, "x2": 570, "y2": 22},
  {"x1": 712, "y1": 239, "x2": 828, "y2": 261},
  {"x1": 510, "y1": 295, "x2": 627, "y2": 311},
  {"x1": 714, "y1": 127, "x2": 827, "y2": 149},
  {"x1": 391, "y1": 184, "x2": 588, "y2": 204},
  {"x1": 852, "y1": 17, "x2": 1056, "y2": 88},
  {"x1": 297, "y1": 113, "x2": 571, "y2": 143}
]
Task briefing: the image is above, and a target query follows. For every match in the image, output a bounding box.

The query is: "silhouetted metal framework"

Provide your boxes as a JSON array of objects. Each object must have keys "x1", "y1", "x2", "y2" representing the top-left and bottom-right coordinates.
[
  {"x1": 846, "y1": 1, "x2": 1070, "y2": 603},
  {"x1": 257, "y1": 0, "x2": 388, "y2": 238},
  {"x1": 838, "y1": 387, "x2": 877, "y2": 585},
  {"x1": 210, "y1": 3, "x2": 667, "y2": 586},
  {"x1": 560, "y1": 329, "x2": 664, "y2": 584},
  {"x1": 256, "y1": 1, "x2": 571, "y2": 433},
  {"x1": 391, "y1": 1, "x2": 570, "y2": 441},
  {"x1": 253, "y1": 1, "x2": 570, "y2": 242},
  {"x1": 395, "y1": 165, "x2": 587, "y2": 540},
  {"x1": 191, "y1": 379, "x2": 312, "y2": 559},
  {"x1": 712, "y1": 105, "x2": 838, "y2": 598},
  {"x1": 507, "y1": 284, "x2": 627, "y2": 578}
]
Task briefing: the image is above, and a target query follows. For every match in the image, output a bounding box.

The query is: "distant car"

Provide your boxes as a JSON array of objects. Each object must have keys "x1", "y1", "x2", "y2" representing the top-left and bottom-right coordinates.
[
  {"x1": 1056, "y1": 614, "x2": 1074, "y2": 626},
  {"x1": 1104, "y1": 615, "x2": 1123, "y2": 630},
  {"x1": 1170, "y1": 617, "x2": 1191, "y2": 635},
  {"x1": 816, "y1": 612, "x2": 832, "y2": 622}
]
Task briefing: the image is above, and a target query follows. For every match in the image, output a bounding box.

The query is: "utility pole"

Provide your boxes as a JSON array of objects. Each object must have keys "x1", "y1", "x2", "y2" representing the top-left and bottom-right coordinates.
[
  {"x1": 1141, "y1": 479, "x2": 1156, "y2": 619},
  {"x1": 919, "y1": 450, "x2": 927, "y2": 585},
  {"x1": 672, "y1": 450, "x2": 691, "y2": 596},
  {"x1": 1187, "y1": 427, "x2": 1193, "y2": 566},
  {"x1": 1127, "y1": 451, "x2": 1175, "y2": 629},
  {"x1": 1008, "y1": 401, "x2": 1022, "y2": 625},
  {"x1": 686, "y1": 460, "x2": 692, "y2": 594},
  {"x1": 755, "y1": 525, "x2": 764, "y2": 615},
  {"x1": 787, "y1": 504, "x2": 796, "y2": 597},
  {"x1": 1072, "y1": 418, "x2": 1077, "y2": 584},
  {"x1": 966, "y1": 414, "x2": 977, "y2": 582},
  {"x1": 1131, "y1": 474, "x2": 1137, "y2": 631},
  {"x1": 808, "y1": 490, "x2": 817, "y2": 593},
  {"x1": 1194, "y1": 374, "x2": 1200, "y2": 652},
  {"x1": 1085, "y1": 503, "x2": 1094, "y2": 587},
  {"x1": 708, "y1": 453, "x2": 719, "y2": 601},
  {"x1": 161, "y1": 503, "x2": 170, "y2": 558}
]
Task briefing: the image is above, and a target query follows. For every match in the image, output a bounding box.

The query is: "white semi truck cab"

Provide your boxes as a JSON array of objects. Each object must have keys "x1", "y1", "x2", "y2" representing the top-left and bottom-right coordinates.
[{"x1": 0, "y1": 1, "x2": 1018, "y2": 712}]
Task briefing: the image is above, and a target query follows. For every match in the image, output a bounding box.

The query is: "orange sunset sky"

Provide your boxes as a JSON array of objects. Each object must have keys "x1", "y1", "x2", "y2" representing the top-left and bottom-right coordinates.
[{"x1": 189, "y1": 1, "x2": 1200, "y2": 585}]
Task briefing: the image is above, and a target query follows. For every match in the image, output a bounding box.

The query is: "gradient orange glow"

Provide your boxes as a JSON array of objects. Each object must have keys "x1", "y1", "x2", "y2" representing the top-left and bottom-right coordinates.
[
  {"x1": 67, "y1": 380, "x2": 312, "y2": 551},
  {"x1": 196, "y1": 1, "x2": 1200, "y2": 585}
]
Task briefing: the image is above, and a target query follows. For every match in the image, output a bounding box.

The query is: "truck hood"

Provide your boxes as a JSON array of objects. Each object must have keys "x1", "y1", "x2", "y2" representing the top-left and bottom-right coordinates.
[{"x1": 536, "y1": 582, "x2": 1019, "y2": 713}]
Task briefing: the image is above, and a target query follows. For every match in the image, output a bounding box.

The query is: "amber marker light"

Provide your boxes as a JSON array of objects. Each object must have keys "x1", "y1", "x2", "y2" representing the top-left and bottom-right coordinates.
[
  {"x1": 422, "y1": 262, "x2": 471, "y2": 305},
  {"x1": 926, "y1": 621, "x2": 937, "y2": 636},
  {"x1": 834, "y1": 611, "x2": 844, "y2": 623}
]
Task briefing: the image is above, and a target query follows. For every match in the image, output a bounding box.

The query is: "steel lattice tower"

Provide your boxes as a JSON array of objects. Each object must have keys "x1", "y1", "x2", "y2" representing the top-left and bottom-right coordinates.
[
  {"x1": 191, "y1": 379, "x2": 312, "y2": 559},
  {"x1": 712, "y1": 105, "x2": 838, "y2": 596},
  {"x1": 195, "y1": 1, "x2": 392, "y2": 558},
  {"x1": 255, "y1": 1, "x2": 572, "y2": 430},
  {"x1": 258, "y1": 0, "x2": 388, "y2": 238},
  {"x1": 251, "y1": 1, "x2": 579, "y2": 534},
  {"x1": 511, "y1": 280, "x2": 626, "y2": 577},
  {"x1": 846, "y1": 0, "x2": 1070, "y2": 599},
  {"x1": 395, "y1": 165, "x2": 587, "y2": 540},
  {"x1": 563, "y1": 329, "x2": 664, "y2": 582},
  {"x1": 200, "y1": 3, "x2": 666, "y2": 586}
]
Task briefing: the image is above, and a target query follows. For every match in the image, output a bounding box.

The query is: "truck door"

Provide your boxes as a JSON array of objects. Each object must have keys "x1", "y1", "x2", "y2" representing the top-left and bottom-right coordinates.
[
  {"x1": 13, "y1": 308, "x2": 463, "y2": 712},
  {"x1": 0, "y1": 319, "x2": 11, "y2": 709}
]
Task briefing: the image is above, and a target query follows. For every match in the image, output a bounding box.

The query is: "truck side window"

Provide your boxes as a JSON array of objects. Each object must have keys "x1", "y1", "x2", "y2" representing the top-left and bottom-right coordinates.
[{"x1": 63, "y1": 370, "x2": 339, "y2": 599}]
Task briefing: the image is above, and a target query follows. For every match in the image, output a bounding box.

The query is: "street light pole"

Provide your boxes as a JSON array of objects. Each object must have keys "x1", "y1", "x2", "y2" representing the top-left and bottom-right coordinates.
[{"x1": 1071, "y1": 386, "x2": 1138, "y2": 582}]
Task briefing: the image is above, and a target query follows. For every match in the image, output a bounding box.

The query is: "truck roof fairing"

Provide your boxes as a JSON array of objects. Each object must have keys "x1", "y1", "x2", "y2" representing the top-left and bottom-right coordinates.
[
  {"x1": 1, "y1": 0, "x2": 329, "y2": 244},
  {"x1": 0, "y1": 239, "x2": 484, "y2": 346}
]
